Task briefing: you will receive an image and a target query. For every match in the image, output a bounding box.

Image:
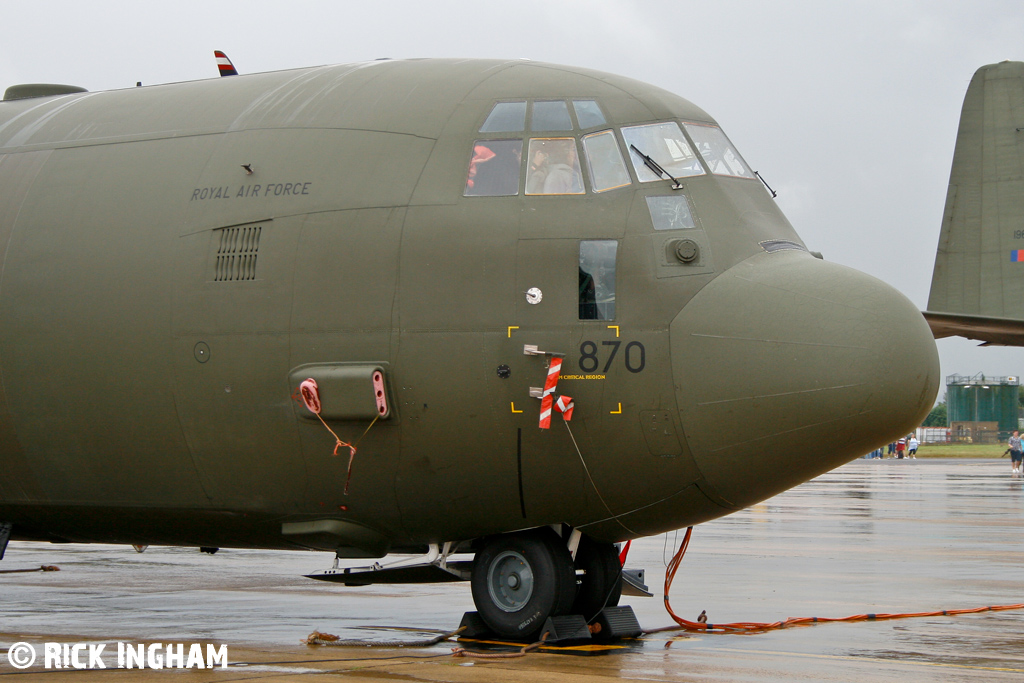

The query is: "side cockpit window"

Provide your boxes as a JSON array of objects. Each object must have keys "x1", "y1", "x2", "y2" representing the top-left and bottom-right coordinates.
[
  {"x1": 579, "y1": 240, "x2": 617, "y2": 320},
  {"x1": 684, "y1": 124, "x2": 753, "y2": 178},
  {"x1": 465, "y1": 140, "x2": 523, "y2": 196},
  {"x1": 526, "y1": 138, "x2": 583, "y2": 195},
  {"x1": 621, "y1": 122, "x2": 705, "y2": 181}
]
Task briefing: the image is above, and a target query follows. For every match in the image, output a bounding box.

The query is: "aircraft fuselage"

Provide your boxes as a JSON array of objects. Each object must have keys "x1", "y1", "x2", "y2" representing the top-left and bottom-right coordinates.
[{"x1": 0, "y1": 59, "x2": 938, "y2": 559}]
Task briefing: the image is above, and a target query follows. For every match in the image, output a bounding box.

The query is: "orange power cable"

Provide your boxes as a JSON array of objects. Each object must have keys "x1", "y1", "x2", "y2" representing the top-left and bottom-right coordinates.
[{"x1": 651, "y1": 526, "x2": 1024, "y2": 634}]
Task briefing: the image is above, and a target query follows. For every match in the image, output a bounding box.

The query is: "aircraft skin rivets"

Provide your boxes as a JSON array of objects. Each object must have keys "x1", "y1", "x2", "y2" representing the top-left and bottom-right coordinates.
[{"x1": 526, "y1": 287, "x2": 543, "y2": 305}]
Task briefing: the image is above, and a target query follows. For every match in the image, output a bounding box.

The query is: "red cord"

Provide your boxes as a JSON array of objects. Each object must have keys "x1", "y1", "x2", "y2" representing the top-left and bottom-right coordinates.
[{"x1": 656, "y1": 526, "x2": 1024, "y2": 634}]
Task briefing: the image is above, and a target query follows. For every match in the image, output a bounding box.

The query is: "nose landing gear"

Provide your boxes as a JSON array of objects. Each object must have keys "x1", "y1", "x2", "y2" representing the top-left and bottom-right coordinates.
[
  {"x1": 469, "y1": 528, "x2": 624, "y2": 640},
  {"x1": 470, "y1": 528, "x2": 576, "y2": 639}
]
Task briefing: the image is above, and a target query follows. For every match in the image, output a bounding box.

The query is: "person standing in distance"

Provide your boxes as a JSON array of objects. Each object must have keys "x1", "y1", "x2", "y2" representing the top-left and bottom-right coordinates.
[{"x1": 1008, "y1": 430, "x2": 1022, "y2": 474}]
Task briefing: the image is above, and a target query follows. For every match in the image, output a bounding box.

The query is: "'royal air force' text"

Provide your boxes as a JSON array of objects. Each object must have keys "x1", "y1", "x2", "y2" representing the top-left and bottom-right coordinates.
[{"x1": 190, "y1": 182, "x2": 312, "y2": 202}]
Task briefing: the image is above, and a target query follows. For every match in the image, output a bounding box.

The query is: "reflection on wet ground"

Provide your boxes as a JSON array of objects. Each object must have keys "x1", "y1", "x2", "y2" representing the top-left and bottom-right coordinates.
[{"x1": 2, "y1": 458, "x2": 1023, "y2": 681}]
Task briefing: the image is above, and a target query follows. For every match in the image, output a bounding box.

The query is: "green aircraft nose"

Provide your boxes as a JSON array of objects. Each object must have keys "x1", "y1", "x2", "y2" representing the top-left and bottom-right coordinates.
[{"x1": 670, "y1": 250, "x2": 939, "y2": 510}]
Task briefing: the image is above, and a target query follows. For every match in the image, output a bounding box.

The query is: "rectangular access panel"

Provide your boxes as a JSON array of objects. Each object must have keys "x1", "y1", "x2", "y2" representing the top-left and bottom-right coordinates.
[{"x1": 289, "y1": 363, "x2": 390, "y2": 421}]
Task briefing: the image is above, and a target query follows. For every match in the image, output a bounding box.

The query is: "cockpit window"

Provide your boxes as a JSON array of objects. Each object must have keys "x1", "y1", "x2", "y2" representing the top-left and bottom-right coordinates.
[
  {"x1": 464, "y1": 140, "x2": 522, "y2": 196},
  {"x1": 684, "y1": 123, "x2": 754, "y2": 178},
  {"x1": 646, "y1": 195, "x2": 696, "y2": 230},
  {"x1": 582, "y1": 131, "x2": 630, "y2": 192},
  {"x1": 531, "y1": 101, "x2": 573, "y2": 131},
  {"x1": 480, "y1": 101, "x2": 527, "y2": 133},
  {"x1": 621, "y1": 122, "x2": 705, "y2": 182},
  {"x1": 526, "y1": 138, "x2": 584, "y2": 195},
  {"x1": 579, "y1": 240, "x2": 617, "y2": 320},
  {"x1": 572, "y1": 100, "x2": 606, "y2": 128}
]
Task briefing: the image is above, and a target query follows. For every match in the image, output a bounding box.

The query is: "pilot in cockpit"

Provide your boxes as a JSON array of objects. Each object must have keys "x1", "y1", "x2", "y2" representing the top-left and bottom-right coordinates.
[
  {"x1": 526, "y1": 146, "x2": 550, "y2": 194},
  {"x1": 542, "y1": 142, "x2": 582, "y2": 194}
]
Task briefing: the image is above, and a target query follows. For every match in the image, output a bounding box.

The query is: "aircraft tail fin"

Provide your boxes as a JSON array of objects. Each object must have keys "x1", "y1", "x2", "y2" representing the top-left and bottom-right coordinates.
[
  {"x1": 214, "y1": 50, "x2": 238, "y2": 77},
  {"x1": 925, "y1": 61, "x2": 1024, "y2": 345}
]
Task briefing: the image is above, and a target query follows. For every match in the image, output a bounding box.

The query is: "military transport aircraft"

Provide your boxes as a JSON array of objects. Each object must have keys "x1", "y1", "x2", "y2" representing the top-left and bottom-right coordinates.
[{"x1": 0, "y1": 57, "x2": 938, "y2": 639}]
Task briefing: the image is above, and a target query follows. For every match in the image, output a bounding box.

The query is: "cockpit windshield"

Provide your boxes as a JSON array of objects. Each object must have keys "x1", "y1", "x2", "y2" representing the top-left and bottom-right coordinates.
[
  {"x1": 467, "y1": 100, "x2": 757, "y2": 196},
  {"x1": 526, "y1": 138, "x2": 583, "y2": 195},
  {"x1": 621, "y1": 122, "x2": 705, "y2": 182},
  {"x1": 582, "y1": 131, "x2": 630, "y2": 192},
  {"x1": 684, "y1": 123, "x2": 754, "y2": 178}
]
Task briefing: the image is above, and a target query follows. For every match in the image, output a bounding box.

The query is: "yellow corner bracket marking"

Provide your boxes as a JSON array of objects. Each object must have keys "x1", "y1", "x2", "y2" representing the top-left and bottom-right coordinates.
[
  {"x1": 508, "y1": 326, "x2": 519, "y2": 338},
  {"x1": 607, "y1": 325, "x2": 619, "y2": 337},
  {"x1": 610, "y1": 403, "x2": 622, "y2": 414},
  {"x1": 511, "y1": 402, "x2": 523, "y2": 414}
]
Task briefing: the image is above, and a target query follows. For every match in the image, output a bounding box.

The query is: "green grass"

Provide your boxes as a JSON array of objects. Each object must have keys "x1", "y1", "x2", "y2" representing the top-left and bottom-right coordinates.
[{"x1": 914, "y1": 443, "x2": 1009, "y2": 458}]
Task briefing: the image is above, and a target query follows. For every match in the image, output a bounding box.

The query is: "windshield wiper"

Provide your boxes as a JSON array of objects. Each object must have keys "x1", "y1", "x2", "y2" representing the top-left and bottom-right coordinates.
[{"x1": 629, "y1": 144, "x2": 683, "y2": 190}]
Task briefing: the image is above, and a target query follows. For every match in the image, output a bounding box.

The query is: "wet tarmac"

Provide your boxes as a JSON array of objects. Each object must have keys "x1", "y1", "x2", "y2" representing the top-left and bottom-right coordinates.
[{"x1": 2, "y1": 458, "x2": 1024, "y2": 681}]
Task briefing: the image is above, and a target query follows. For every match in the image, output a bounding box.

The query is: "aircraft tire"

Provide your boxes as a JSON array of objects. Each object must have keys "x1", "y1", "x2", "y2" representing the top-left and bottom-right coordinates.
[
  {"x1": 470, "y1": 528, "x2": 576, "y2": 640},
  {"x1": 571, "y1": 537, "x2": 622, "y2": 621}
]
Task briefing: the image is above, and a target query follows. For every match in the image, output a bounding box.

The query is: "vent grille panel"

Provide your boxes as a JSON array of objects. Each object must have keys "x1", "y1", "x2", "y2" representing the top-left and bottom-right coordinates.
[{"x1": 214, "y1": 226, "x2": 261, "y2": 281}]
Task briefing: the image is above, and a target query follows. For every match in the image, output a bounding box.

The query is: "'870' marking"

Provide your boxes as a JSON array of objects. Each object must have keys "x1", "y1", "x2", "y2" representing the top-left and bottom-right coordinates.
[{"x1": 578, "y1": 341, "x2": 646, "y2": 373}]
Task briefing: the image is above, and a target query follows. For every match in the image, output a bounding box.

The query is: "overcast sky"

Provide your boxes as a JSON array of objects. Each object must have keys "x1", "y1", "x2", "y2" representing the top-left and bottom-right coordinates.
[{"x1": 3, "y1": 1, "x2": 1023, "y2": 401}]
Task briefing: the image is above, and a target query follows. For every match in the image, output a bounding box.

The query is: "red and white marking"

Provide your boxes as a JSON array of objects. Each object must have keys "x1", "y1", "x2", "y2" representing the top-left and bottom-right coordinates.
[{"x1": 539, "y1": 357, "x2": 563, "y2": 429}]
